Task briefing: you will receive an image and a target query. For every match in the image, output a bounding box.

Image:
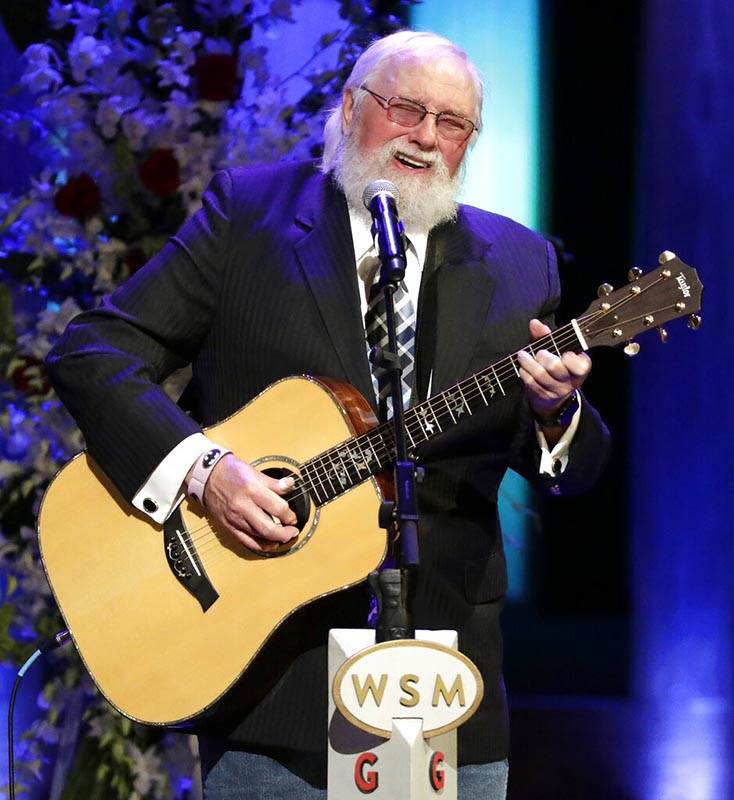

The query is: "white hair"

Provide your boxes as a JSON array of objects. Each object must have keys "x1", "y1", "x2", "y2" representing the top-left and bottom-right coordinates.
[{"x1": 321, "y1": 30, "x2": 484, "y2": 172}]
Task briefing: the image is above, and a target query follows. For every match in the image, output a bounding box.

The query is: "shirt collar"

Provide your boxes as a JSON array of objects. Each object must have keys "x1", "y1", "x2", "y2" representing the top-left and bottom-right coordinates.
[{"x1": 347, "y1": 206, "x2": 429, "y2": 269}]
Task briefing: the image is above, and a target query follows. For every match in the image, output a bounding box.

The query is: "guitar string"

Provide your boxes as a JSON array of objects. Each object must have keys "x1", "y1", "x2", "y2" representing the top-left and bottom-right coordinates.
[
  {"x1": 182, "y1": 322, "x2": 592, "y2": 556},
  {"x1": 181, "y1": 281, "x2": 676, "y2": 555},
  {"x1": 181, "y1": 315, "x2": 600, "y2": 554}
]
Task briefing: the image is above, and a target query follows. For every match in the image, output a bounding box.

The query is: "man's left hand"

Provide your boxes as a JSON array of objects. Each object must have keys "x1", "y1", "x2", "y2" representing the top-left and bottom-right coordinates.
[{"x1": 517, "y1": 318, "x2": 591, "y2": 426}]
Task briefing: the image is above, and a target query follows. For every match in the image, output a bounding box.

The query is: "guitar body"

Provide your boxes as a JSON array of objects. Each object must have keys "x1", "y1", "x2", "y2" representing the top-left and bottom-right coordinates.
[{"x1": 38, "y1": 376, "x2": 387, "y2": 726}]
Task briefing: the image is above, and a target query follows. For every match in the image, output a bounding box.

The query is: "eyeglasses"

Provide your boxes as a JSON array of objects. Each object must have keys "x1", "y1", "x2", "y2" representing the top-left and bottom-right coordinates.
[{"x1": 360, "y1": 86, "x2": 478, "y2": 143}]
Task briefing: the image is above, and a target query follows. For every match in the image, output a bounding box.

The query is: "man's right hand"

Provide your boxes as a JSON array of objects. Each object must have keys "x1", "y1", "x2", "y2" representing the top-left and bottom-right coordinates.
[{"x1": 193, "y1": 454, "x2": 299, "y2": 552}]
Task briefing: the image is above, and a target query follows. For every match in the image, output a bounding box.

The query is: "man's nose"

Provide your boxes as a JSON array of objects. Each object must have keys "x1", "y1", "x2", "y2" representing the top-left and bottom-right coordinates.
[{"x1": 408, "y1": 113, "x2": 439, "y2": 149}]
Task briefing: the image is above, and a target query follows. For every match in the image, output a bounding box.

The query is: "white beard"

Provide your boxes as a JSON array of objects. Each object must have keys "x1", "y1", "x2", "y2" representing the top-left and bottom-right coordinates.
[{"x1": 332, "y1": 129, "x2": 463, "y2": 233}]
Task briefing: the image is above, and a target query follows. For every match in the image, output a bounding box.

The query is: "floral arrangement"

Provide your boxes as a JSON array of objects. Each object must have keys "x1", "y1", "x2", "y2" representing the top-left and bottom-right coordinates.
[{"x1": 0, "y1": 1, "x2": 416, "y2": 797}]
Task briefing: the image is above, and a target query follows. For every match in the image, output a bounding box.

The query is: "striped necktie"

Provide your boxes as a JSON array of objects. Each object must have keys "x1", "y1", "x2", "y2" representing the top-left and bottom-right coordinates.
[{"x1": 365, "y1": 275, "x2": 416, "y2": 422}]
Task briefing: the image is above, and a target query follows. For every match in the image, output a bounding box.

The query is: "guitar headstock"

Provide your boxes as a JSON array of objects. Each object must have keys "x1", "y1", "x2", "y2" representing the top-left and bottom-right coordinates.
[{"x1": 577, "y1": 251, "x2": 703, "y2": 353}]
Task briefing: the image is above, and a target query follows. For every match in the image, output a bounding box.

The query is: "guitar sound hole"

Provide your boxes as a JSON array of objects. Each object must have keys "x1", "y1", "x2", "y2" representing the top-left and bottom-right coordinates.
[{"x1": 261, "y1": 467, "x2": 311, "y2": 532}]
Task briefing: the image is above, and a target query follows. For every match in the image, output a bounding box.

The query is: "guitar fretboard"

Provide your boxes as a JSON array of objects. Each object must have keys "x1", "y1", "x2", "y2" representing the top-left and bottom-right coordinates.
[{"x1": 293, "y1": 318, "x2": 587, "y2": 506}]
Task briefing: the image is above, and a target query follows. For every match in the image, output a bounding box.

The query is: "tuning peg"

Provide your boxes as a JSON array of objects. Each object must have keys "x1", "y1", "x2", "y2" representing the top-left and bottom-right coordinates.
[
  {"x1": 624, "y1": 341, "x2": 640, "y2": 356},
  {"x1": 658, "y1": 327, "x2": 669, "y2": 343},
  {"x1": 687, "y1": 314, "x2": 702, "y2": 330},
  {"x1": 597, "y1": 282, "x2": 614, "y2": 297},
  {"x1": 658, "y1": 250, "x2": 676, "y2": 264},
  {"x1": 628, "y1": 267, "x2": 643, "y2": 281}
]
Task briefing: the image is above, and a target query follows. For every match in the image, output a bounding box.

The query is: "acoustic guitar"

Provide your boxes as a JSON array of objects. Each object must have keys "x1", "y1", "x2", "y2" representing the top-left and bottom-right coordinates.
[{"x1": 37, "y1": 253, "x2": 702, "y2": 727}]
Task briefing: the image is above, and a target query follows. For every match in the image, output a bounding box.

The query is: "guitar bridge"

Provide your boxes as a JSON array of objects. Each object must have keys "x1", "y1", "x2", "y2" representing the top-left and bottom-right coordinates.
[{"x1": 163, "y1": 508, "x2": 219, "y2": 612}]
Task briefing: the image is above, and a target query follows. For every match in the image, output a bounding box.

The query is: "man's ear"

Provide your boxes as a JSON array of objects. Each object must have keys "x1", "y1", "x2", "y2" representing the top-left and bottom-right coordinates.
[{"x1": 341, "y1": 89, "x2": 354, "y2": 132}]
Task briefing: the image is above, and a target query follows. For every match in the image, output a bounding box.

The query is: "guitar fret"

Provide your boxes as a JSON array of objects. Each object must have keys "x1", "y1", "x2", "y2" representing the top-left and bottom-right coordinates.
[
  {"x1": 548, "y1": 332, "x2": 562, "y2": 357},
  {"x1": 315, "y1": 463, "x2": 332, "y2": 502},
  {"x1": 474, "y1": 374, "x2": 489, "y2": 405},
  {"x1": 442, "y1": 393, "x2": 457, "y2": 424},
  {"x1": 491, "y1": 365, "x2": 505, "y2": 396},
  {"x1": 414, "y1": 405, "x2": 436, "y2": 439},
  {"x1": 510, "y1": 355, "x2": 520, "y2": 377},
  {"x1": 457, "y1": 384, "x2": 472, "y2": 415},
  {"x1": 322, "y1": 455, "x2": 339, "y2": 495},
  {"x1": 304, "y1": 466, "x2": 326, "y2": 504},
  {"x1": 570, "y1": 318, "x2": 588, "y2": 351},
  {"x1": 364, "y1": 434, "x2": 383, "y2": 469},
  {"x1": 429, "y1": 401, "x2": 443, "y2": 432}
]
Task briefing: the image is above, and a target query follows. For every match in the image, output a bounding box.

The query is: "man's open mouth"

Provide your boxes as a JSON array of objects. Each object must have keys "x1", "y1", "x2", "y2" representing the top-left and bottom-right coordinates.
[{"x1": 394, "y1": 153, "x2": 431, "y2": 169}]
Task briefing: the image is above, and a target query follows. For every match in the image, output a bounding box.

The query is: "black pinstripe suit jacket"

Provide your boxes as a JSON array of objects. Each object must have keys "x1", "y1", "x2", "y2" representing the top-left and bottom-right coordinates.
[{"x1": 47, "y1": 160, "x2": 610, "y2": 774}]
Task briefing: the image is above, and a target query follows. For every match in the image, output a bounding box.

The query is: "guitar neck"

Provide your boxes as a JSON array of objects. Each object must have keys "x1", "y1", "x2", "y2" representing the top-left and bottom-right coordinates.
[{"x1": 297, "y1": 320, "x2": 587, "y2": 506}]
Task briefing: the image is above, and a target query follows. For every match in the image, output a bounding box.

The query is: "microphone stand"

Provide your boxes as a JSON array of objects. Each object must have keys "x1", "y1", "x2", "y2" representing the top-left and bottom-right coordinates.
[{"x1": 367, "y1": 196, "x2": 421, "y2": 643}]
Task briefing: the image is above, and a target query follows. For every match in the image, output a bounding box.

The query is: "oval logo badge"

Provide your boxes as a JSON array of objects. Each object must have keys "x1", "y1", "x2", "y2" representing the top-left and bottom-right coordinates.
[{"x1": 332, "y1": 640, "x2": 484, "y2": 738}]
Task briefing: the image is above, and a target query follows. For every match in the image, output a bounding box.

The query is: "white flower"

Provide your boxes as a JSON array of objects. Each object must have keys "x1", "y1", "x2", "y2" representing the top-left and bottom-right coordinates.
[
  {"x1": 41, "y1": 87, "x2": 87, "y2": 128},
  {"x1": 74, "y1": 2, "x2": 101, "y2": 35},
  {"x1": 126, "y1": 743, "x2": 167, "y2": 798},
  {"x1": 0, "y1": 460, "x2": 23, "y2": 483},
  {"x1": 91, "y1": 41, "x2": 132, "y2": 93},
  {"x1": 171, "y1": 29, "x2": 202, "y2": 67},
  {"x1": 157, "y1": 58, "x2": 190, "y2": 89},
  {"x1": 68, "y1": 35, "x2": 111, "y2": 83},
  {"x1": 110, "y1": 71, "x2": 143, "y2": 109},
  {"x1": 163, "y1": 91, "x2": 199, "y2": 131},
  {"x1": 21, "y1": 44, "x2": 62, "y2": 93},
  {"x1": 121, "y1": 109, "x2": 154, "y2": 151},
  {"x1": 178, "y1": 174, "x2": 207, "y2": 216},
  {"x1": 94, "y1": 89, "x2": 140, "y2": 139},
  {"x1": 49, "y1": 1, "x2": 74, "y2": 29},
  {"x1": 85, "y1": 216, "x2": 103, "y2": 237},
  {"x1": 66, "y1": 127, "x2": 107, "y2": 171},
  {"x1": 95, "y1": 97, "x2": 123, "y2": 138},
  {"x1": 94, "y1": 238, "x2": 127, "y2": 291}
]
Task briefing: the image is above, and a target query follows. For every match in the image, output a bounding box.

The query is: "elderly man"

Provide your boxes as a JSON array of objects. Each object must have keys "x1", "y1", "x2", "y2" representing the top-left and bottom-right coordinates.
[{"x1": 47, "y1": 30, "x2": 609, "y2": 800}]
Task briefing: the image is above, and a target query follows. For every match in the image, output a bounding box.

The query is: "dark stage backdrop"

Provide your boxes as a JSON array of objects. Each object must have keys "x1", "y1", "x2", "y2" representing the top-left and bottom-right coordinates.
[
  {"x1": 503, "y1": 1, "x2": 641, "y2": 696},
  {"x1": 630, "y1": 0, "x2": 734, "y2": 796}
]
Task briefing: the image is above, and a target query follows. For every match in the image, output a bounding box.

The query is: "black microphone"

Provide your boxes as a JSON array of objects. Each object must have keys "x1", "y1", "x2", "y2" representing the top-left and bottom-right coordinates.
[{"x1": 362, "y1": 180, "x2": 407, "y2": 280}]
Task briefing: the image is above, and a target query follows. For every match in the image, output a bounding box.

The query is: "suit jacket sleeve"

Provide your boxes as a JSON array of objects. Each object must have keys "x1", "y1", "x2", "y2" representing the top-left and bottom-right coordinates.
[
  {"x1": 508, "y1": 239, "x2": 611, "y2": 495},
  {"x1": 46, "y1": 170, "x2": 235, "y2": 501}
]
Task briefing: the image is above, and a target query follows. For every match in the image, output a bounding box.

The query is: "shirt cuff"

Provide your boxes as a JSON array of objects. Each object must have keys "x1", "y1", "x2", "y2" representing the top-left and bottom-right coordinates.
[
  {"x1": 132, "y1": 432, "x2": 222, "y2": 524},
  {"x1": 535, "y1": 395, "x2": 583, "y2": 477}
]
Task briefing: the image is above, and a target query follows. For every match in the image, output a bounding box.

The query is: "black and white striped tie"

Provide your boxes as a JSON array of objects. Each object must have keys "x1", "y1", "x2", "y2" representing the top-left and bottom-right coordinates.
[{"x1": 365, "y1": 277, "x2": 416, "y2": 422}]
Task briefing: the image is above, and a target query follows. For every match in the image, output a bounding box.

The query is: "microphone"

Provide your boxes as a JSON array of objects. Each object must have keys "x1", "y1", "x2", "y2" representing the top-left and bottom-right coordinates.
[{"x1": 362, "y1": 180, "x2": 407, "y2": 280}]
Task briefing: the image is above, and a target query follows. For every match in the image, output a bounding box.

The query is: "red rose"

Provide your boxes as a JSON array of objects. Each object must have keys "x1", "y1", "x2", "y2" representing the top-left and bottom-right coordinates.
[
  {"x1": 53, "y1": 173, "x2": 101, "y2": 221},
  {"x1": 11, "y1": 356, "x2": 51, "y2": 398},
  {"x1": 138, "y1": 148, "x2": 181, "y2": 198},
  {"x1": 194, "y1": 53, "x2": 238, "y2": 101}
]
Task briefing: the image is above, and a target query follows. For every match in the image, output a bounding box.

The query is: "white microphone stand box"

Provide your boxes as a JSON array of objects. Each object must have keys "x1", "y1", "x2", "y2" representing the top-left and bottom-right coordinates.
[{"x1": 327, "y1": 629, "x2": 483, "y2": 799}]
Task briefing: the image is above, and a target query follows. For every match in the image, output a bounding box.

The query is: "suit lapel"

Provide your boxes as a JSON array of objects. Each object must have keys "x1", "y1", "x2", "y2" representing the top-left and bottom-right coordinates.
[
  {"x1": 293, "y1": 176, "x2": 376, "y2": 408},
  {"x1": 427, "y1": 215, "x2": 496, "y2": 394}
]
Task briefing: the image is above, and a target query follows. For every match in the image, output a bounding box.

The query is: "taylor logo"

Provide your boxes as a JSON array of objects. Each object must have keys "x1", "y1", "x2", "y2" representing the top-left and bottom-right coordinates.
[
  {"x1": 332, "y1": 640, "x2": 484, "y2": 738},
  {"x1": 676, "y1": 272, "x2": 691, "y2": 298}
]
